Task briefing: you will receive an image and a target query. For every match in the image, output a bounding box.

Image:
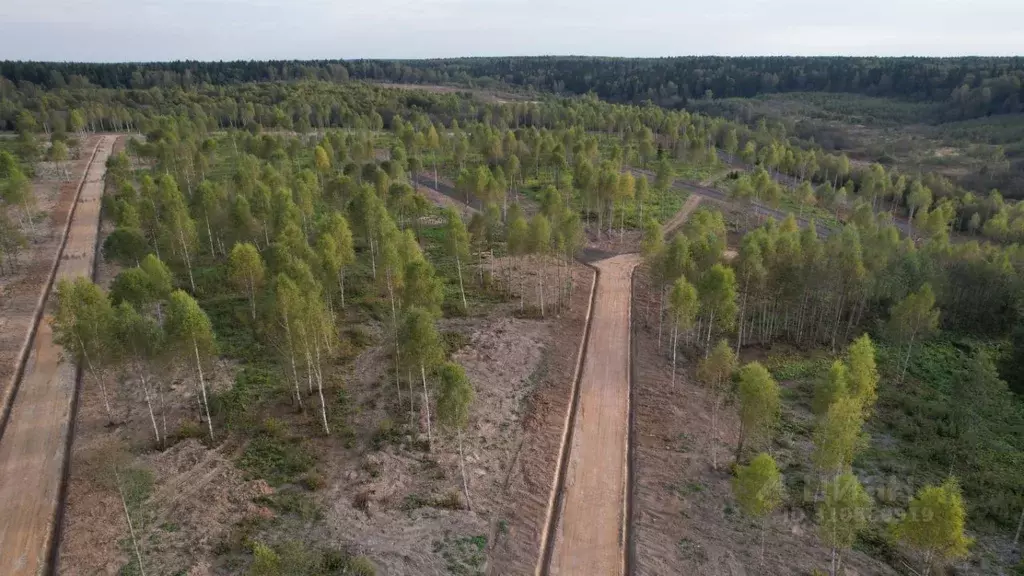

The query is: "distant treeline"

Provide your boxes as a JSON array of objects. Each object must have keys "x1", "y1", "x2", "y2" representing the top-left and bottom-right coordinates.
[{"x1": 3, "y1": 56, "x2": 1024, "y2": 120}]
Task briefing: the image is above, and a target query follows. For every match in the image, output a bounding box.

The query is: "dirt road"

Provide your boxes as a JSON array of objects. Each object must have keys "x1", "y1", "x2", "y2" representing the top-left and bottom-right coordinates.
[
  {"x1": 0, "y1": 135, "x2": 116, "y2": 575},
  {"x1": 662, "y1": 195, "x2": 702, "y2": 235},
  {"x1": 547, "y1": 253, "x2": 639, "y2": 576}
]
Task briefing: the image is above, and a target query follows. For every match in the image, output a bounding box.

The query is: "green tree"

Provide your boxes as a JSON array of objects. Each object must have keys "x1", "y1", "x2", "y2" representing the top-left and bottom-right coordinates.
[
  {"x1": 401, "y1": 307, "x2": 445, "y2": 450},
  {"x1": 157, "y1": 175, "x2": 198, "y2": 292},
  {"x1": 736, "y1": 361, "x2": 780, "y2": 462},
  {"x1": 635, "y1": 174, "x2": 650, "y2": 222},
  {"x1": 228, "y1": 242, "x2": 265, "y2": 320},
  {"x1": 812, "y1": 395, "x2": 866, "y2": 480},
  {"x1": 443, "y1": 208, "x2": 471, "y2": 312},
  {"x1": 166, "y1": 290, "x2": 217, "y2": 441},
  {"x1": 889, "y1": 283, "x2": 940, "y2": 384},
  {"x1": 732, "y1": 453, "x2": 784, "y2": 565},
  {"x1": 314, "y1": 145, "x2": 331, "y2": 187},
  {"x1": 894, "y1": 478, "x2": 973, "y2": 576},
  {"x1": 53, "y1": 278, "x2": 116, "y2": 423},
  {"x1": 528, "y1": 214, "x2": 552, "y2": 317},
  {"x1": 50, "y1": 139, "x2": 70, "y2": 180},
  {"x1": 668, "y1": 276, "x2": 698, "y2": 388},
  {"x1": 507, "y1": 209, "x2": 530, "y2": 309},
  {"x1": 654, "y1": 157, "x2": 674, "y2": 193},
  {"x1": 112, "y1": 302, "x2": 165, "y2": 445},
  {"x1": 271, "y1": 274, "x2": 307, "y2": 410},
  {"x1": 320, "y1": 213, "x2": 355, "y2": 308},
  {"x1": 813, "y1": 360, "x2": 850, "y2": 416},
  {"x1": 437, "y1": 362, "x2": 475, "y2": 511},
  {"x1": 847, "y1": 334, "x2": 878, "y2": 416},
  {"x1": 697, "y1": 339, "x2": 737, "y2": 470},
  {"x1": 698, "y1": 264, "x2": 738, "y2": 353},
  {"x1": 819, "y1": 473, "x2": 872, "y2": 576}
]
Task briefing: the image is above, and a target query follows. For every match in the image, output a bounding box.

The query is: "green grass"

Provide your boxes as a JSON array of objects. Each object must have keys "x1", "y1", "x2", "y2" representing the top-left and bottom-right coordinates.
[
  {"x1": 238, "y1": 419, "x2": 316, "y2": 486},
  {"x1": 432, "y1": 533, "x2": 487, "y2": 576}
]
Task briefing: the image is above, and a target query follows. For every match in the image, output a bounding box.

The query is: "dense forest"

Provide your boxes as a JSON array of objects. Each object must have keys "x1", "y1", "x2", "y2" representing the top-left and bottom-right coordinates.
[
  {"x1": 4, "y1": 56, "x2": 1024, "y2": 120},
  {"x1": 2, "y1": 72, "x2": 1024, "y2": 573}
]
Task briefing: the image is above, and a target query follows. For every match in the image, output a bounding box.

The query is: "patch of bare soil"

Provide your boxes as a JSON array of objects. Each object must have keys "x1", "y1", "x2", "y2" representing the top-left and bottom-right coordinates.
[
  {"x1": 310, "y1": 265, "x2": 593, "y2": 575},
  {"x1": 630, "y1": 268, "x2": 897, "y2": 576},
  {"x1": 487, "y1": 263, "x2": 594, "y2": 576}
]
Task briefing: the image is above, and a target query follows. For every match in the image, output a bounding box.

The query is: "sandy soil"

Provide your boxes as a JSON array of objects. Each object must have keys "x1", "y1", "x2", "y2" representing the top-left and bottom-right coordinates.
[
  {"x1": 549, "y1": 253, "x2": 639, "y2": 576},
  {"x1": 0, "y1": 135, "x2": 116, "y2": 576},
  {"x1": 487, "y1": 265, "x2": 594, "y2": 576},
  {"x1": 629, "y1": 268, "x2": 898, "y2": 576},
  {"x1": 0, "y1": 136, "x2": 101, "y2": 431}
]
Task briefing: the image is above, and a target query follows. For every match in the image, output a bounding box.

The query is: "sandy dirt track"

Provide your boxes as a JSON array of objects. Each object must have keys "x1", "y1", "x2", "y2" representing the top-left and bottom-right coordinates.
[
  {"x1": 0, "y1": 135, "x2": 116, "y2": 576},
  {"x1": 549, "y1": 253, "x2": 639, "y2": 576},
  {"x1": 662, "y1": 195, "x2": 702, "y2": 235}
]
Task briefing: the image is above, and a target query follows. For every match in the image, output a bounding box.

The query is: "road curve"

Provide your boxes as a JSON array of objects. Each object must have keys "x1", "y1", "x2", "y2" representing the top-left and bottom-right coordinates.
[{"x1": 0, "y1": 135, "x2": 116, "y2": 576}]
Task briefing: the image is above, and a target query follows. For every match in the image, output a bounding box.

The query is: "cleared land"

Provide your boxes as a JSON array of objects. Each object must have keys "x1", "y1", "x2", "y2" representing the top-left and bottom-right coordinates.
[
  {"x1": 0, "y1": 135, "x2": 116, "y2": 576},
  {"x1": 548, "y1": 253, "x2": 639, "y2": 576}
]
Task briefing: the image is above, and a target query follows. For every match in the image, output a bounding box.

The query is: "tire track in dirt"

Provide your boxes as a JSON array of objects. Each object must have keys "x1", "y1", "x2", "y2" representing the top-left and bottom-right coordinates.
[
  {"x1": 0, "y1": 135, "x2": 116, "y2": 576},
  {"x1": 542, "y1": 253, "x2": 640, "y2": 576},
  {"x1": 661, "y1": 195, "x2": 702, "y2": 236}
]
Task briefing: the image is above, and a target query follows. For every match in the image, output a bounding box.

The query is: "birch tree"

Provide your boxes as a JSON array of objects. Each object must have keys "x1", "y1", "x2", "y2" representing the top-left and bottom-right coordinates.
[
  {"x1": 112, "y1": 302, "x2": 164, "y2": 446},
  {"x1": 437, "y1": 361, "x2": 475, "y2": 511},
  {"x1": 668, "y1": 276, "x2": 698, "y2": 388},
  {"x1": 894, "y1": 478, "x2": 973, "y2": 576},
  {"x1": 819, "y1": 472, "x2": 871, "y2": 576},
  {"x1": 732, "y1": 453, "x2": 784, "y2": 566},
  {"x1": 228, "y1": 242, "x2": 265, "y2": 320},
  {"x1": 166, "y1": 290, "x2": 217, "y2": 441},
  {"x1": 735, "y1": 361, "x2": 780, "y2": 463},
  {"x1": 697, "y1": 340, "x2": 737, "y2": 470},
  {"x1": 401, "y1": 307, "x2": 445, "y2": 451},
  {"x1": 889, "y1": 284, "x2": 940, "y2": 384},
  {"x1": 53, "y1": 278, "x2": 116, "y2": 423},
  {"x1": 443, "y1": 208, "x2": 471, "y2": 312}
]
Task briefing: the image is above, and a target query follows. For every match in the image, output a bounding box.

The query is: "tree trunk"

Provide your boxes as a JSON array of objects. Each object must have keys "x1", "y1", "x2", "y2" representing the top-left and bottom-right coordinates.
[
  {"x1": 248, "y1": 278, "x2": 257, "y2": 320},
  {"x1": 736, "y1": 422, "x2": 746, "y2": 464},
  {"x1": 115, "y1": 468, "x2": 147, "y2": 576},
  {"x1": 705, "y1": 310, "x2": 715, "y2": 357},
  {"x1": 455, "y1": 253, "x2": 468, "y2": 312},
  {"x1": 141, "y1": 373, "x2": 161, "y2": 447},
  {"x1": 179, "y1": 228, "x2": 196, "y2": 293},
  {"x1": 671, "y1": 324, "x2": 678, "y2": 388},
  {"x1": 421, "y1": 363, "x2": 433, "y2": 451},
  {"x1": 342, "y1": 268, "x2": 350, "y2": 309},
  {"x1": 711, "y1": 395, "x2": 720, "y2": 470},
  {"x1": 193, "y1": 338, "x2": 214, "y2": 442},
  {"x1": 1014, "y1": 505, "x2": 1024, "y2": 547},
  {"x1": 900, "y1": 330, "x2": 917, "y2": 384},
  {"x1": 458, "y1": 430, "x2": 472, "y2": 512},
  {"x1": 205, "y1": 214, "x2": 215, "y2": 256},
  {"x1": 314, "y1": 338, "x2": 330, "y2": 435},
  {"x1": 80, "y1": 342, "x2": 114, "y2": 424}
]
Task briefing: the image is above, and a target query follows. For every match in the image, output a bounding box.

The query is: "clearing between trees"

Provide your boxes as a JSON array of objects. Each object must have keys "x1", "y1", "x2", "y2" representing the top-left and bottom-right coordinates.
[{"x1": 0, "y1": 134, "x2": 116, "y2": 576}]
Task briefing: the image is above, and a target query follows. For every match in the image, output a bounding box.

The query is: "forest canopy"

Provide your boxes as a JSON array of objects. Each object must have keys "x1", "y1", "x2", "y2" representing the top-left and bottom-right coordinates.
[{"x1": 3, "y1": 56, "x2": 1023, "y2": 121}]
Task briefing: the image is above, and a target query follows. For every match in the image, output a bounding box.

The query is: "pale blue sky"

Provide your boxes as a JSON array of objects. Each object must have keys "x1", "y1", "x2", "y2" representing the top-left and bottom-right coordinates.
[{"x1": 1, "y1": 0, "x2": 1021, "y2": 61}]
